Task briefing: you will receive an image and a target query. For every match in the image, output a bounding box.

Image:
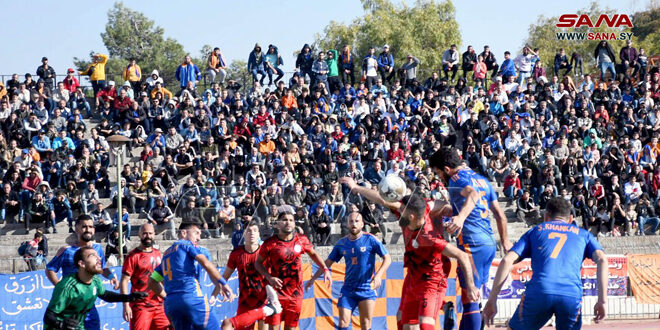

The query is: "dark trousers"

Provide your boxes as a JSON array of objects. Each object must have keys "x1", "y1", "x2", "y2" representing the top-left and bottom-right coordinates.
[
  {"x1": 485, "y1": 63, "x2": 499, "y2": 80},
  {"x1": 378, "y1": 67, "x2": 395, "y2": 83},
  {"x1": 341, "y1": 69, "x2": 355, "y2": 86},
  {"x1": 443, "y1": 64, "x2": 458, "y2": 80},
  {"x1": 327, "y1": 76, "x2": 343, "y2": 94},
  {"x1": 555, "y1": 63, "x2": 573, "y2": 76}
]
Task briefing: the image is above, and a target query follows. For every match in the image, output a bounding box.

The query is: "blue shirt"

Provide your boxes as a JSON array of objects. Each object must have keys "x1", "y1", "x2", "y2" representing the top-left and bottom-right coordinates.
[
  {"x1": 154, "y1": 240, "x2": 204, "y2": 296},
  {"x1": 448, "y1": 168, "x2": 497, "y2": 246},
  {"x1": 46, "y1": 243, "x2": 106, "y2": 278},
  {"x1": 328, "y1": 233, "x2": 388, "y2": 292},
  {"x1": 511, "y1": 220, "x2": 602, "y2": 298}
]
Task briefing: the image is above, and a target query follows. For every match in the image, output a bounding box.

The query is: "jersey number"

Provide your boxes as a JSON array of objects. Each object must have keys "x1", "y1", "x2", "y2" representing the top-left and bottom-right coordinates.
[
  {"x1": 477, "y1": 190, "x2": 489, "y2": 218},
  {"x1": 548, "y1": 233, "x2": 567, "y2": 259},
  {"x1": 162, "y1": 258, "x2": 173, "y2": 280}
]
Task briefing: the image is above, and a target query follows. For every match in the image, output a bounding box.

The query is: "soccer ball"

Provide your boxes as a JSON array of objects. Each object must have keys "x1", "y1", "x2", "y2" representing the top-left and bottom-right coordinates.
[{"x1": 378, "y1": 175, "x2": 407, "y2": 202}]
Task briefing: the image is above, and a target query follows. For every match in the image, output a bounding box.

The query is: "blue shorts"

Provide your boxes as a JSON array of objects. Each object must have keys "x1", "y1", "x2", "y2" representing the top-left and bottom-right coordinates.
[
  {"x1": 508, "y1": 293, "x2": 582, "y2": 330},
  {"x1": 84, "y1": 306, "x2": 100, "y2": 330},
  {"x1": 164, "y1": 293, "x2": 219, "y2": 330},
  {"x1": 457, "y1": 243, "x2": 496, "y2": 290},
  {"x1": 337, "y1": 288, "x2": 377, "y2": 312}
]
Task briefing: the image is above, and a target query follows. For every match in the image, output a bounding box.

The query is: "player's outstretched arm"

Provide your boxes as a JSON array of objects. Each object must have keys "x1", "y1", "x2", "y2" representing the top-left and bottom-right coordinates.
[
  {"x1": 306, "y1": 259, "x2": 334, "y2": 291},
  {"x1": 45, "y1": 269, "x2": 59, "y2": 286},
  {"x1": 483, "y1": 250, "x2": 518, "y2": 326},
  {"x1": 196, "y1": 254, "x2": 235, "y2": 302},
  {"x1": 307, "y1": 248, "x2": 333, "y2": 287},
  {"x1": 98, "y1": 291, "x2": 147, "y2": 303},
  {"x1": 339, "y1": 177, "x2": 401, "y2": 210},
  {"x1": 489, "y1": 200, "x2": 513, "y2": 252},
  {"x1": 102, "y1": 268, "x2": 119, "y2": 289},
  {"x1": 442, "y1": 244, "x2": 480, "y2": 302},
  {"x1": 592, "y1": 249, "x2": 608, "y2": 323},
  {"x1": 211, "y1": 266, "x2": 237, "y2": 304}
]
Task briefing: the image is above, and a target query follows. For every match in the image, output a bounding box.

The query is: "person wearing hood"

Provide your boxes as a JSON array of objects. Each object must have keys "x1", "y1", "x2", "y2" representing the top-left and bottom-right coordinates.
[
  {"x1": 264, "y1": 44, "x2": 284, "y2": 86},
  {"x1": 145, "y1": 70, "x2": 164, "y2": 91},
  {"x1": 583, "y1": 128, "x2": 602, "y2": 149},
  {"x1": 175, "y1": 55, "x2": 201, "y2": 90},
  {"x1": 207, "y1": 47, "x2": 227, "y2": 85},
  {"x1": 122, "y1": 58, "x2": 142, "y2": 92},
  {"x1": 247, "y1": 43, "x2": 266, "y2": 85},
  {"x1": 594, "y1": 41, "x2": 617, "y2": 81},
  {"x1": 326, "y1": 49, "x2": 343, "y2": 93},
  {"x1": 296, "y1": 43, "x2": 314, "y2": 82},
  {"x1": 79, "y1": 53, "x2": 109, "y2": 97}
]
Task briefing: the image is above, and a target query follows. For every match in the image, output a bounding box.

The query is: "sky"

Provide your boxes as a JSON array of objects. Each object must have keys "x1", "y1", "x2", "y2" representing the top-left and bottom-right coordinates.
[{"x1": 0, "y1": 0, "x2": 650, "y2": 80}]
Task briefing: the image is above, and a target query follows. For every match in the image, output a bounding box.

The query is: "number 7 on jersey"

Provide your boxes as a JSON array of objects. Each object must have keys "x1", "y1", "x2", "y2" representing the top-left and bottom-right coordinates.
[{"x1": 548, "y1": 233, "x2": 567, "y2": 259}]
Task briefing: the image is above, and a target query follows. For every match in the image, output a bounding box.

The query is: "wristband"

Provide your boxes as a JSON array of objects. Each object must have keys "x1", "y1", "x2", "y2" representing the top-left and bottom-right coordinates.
[
  {"x1": 323, "y1": 268, "x2": 331, "y2": 273},
  {"x1": 218, "y1": 277, "x2": 227, "y2": 286}
]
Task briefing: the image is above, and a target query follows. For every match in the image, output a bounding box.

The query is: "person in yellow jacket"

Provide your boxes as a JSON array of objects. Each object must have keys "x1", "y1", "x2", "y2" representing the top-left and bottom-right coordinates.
[
  {"x1": 122, "y1": 58, "x2": 142, "y2": 92},
  {"x1": 79, "y1": 53, "x2": 108, "y2": 97},
  {"x1": 150, "y1": 82, "x2": 173, "y2": 101}
]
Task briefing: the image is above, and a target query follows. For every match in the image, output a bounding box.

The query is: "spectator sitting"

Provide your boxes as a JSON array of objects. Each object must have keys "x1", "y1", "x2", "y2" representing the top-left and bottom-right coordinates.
[{"x1": 517, "y1": 190, "x2": 540, "y2": 226}]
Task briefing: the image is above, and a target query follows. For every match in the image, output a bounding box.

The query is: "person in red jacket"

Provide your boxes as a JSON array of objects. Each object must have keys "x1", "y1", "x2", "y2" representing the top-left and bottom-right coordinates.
[
  {"x1": 113, "y1": 89, "x2": 133, "y2": 120},
  {"x1": 253, "y1": 105, "x2": 275, "y2": 127},
  {"x1": 503, "y1": 171, "x2": 522, "y2": 201},
  {"x1": 96, "y1": 81, "x2": 117, "y2": 108},
  {"x1": 62, "y1": 68, "x2": 80, "y2": 93},
  {"x1": 20, "y1": 169, "x2": 42, "y2": 221}
]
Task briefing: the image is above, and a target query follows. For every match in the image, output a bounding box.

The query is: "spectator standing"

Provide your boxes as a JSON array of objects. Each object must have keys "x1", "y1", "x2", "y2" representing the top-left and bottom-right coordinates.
[
  {"x1": 401, "y1": 54, "x2": 420, "y2": 87},
  {"x1": 362, "y1": 47, "x2": 378, "y2": 89},
  {"x1": 594, "y1": 41, "x2": 617, "y2": 81},
  {"x1": 36, "y1": 57, "x2": 56, "y2": 91},
  {"x1": 554, "y1": 48, "x2": 573, "y2": 77},
  {"x1": 80, "y1": 53, "x2": 109, "y2": 98},
  {"x1": 339, "y1": 45, "x2": 355, "y2": 86},
  {"x1": 498, "y1": 51, "x2": 516, "y2": 81},
  {"x1": 175, "y1": 55, "x2": 201, "y2": 91},
  {"x1": 122, "y1": 58, "x2": 142, "y2": 92}
]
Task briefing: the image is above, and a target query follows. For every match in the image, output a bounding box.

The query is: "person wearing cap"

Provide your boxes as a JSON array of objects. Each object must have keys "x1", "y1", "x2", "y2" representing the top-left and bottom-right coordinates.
[
  {"x1": 498, "y1": 51, "x2": 516, "y2": 81},
  {"x1": 80, "y1": 53, "x2": 109, "y2": 97},
  {"x1": 36, "y1": 57, "x2": 56, "y2": 91},
  {"x1": 96, "y1": 80, "x2": 117, "y2": 112},
  {"x1": 62, "y1": 68, "x2": 80, "y2": 93},
  {"x1": 362, "y1": 47, "x2": 379, "y2": 89},
  {"x1": 32, "y1": 129, "x2": 53, "y2": 156},
  {"x1": 121, "y1": 58, "x2": 142, "y2": 92},
  {"x1": 377, "y1": 44, "x2": 395, "y2": 84}
]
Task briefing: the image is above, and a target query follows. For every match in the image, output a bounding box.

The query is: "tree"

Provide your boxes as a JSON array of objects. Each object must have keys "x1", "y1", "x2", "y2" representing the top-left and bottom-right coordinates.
[
  {"x1": 74, "y1": 2, "x2": 187, "y2": 91},
  {"x1": 524, "y1": 2, "x2": 634, "y2": 77},
  {"x1": 226, "y1": 60, "x2": 250, "y2": 90},
  {"x1": 632, "y1": 6, "x2": 660, "y2": 55},
  {"x1": 314, "y1": 0, "x2": 461, "y2": 79}
]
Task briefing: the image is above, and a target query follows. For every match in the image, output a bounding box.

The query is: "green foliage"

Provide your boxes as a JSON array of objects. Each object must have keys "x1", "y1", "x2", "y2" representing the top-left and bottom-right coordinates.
[
  {"x1": 524, "y1": 2, "x2": 635, "y2": 77},
  {"x1": 314, "y1": 0, "x2": 461, "y2": 76},
  {"x1": 632, "y1": 6, "x2": 660, "y2": 55},
  {"x1": 73, "y1": 2, "x2": 187, "y2": 91},
  {"x1": 226, "y1": 60, "x2": 250, "y2": 89}
]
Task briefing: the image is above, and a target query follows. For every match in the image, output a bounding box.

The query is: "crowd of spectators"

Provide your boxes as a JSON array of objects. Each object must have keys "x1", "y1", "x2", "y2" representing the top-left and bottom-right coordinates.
[{"x1": 1, "y1": 39, "x2": 659, "y2": 259}]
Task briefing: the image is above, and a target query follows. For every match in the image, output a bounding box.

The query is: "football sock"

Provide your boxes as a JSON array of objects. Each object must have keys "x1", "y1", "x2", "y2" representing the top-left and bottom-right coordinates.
[
  {"x1": 229, "y1": 308, "x2": 266, "y2": 328},
  {"x1": 459, "y1": 302, "x2": 482, "y2": 330},
  {"x1": 397, "y1": 319, "x2": 403, "y2": 330}
]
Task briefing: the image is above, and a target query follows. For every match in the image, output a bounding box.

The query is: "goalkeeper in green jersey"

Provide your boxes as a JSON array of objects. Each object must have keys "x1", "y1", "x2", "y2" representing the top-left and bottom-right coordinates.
[{"x1": 43, "y1": 246, "x2": 147, "y2": 329}]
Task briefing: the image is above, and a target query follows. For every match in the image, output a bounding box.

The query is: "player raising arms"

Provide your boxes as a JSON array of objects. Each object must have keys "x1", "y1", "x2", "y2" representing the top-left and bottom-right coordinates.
[
  {"x1": 148, "y1": 223, "x2": 234, "y2": 330},
  {"x1": 120, "y1": 223, "x2": 170, "y2": 329},
  {"x1": 484, "y1": 198, "x2": 608, "y2": 329},
  {"x1": 44, "y1": 246, "x2": 147, "y2": 329},
  {"x1": 255, "y1": 211, "x2": 332, "y2": 330},
  {"x1": 306, "y1": 211, "x2": 392, "y2": 330},
  {"x1": 429, "y1": 146, "x2": 512, "y2": 330},
  {"x1": 45, "y1": 215, "x2": 119, "y2": 330},
  {"x1": 339, "y1": 177, "x2": 480, "y2": 330},
  {"x1": 214, "y1": 221, "x2": 282, "y2": 330}
]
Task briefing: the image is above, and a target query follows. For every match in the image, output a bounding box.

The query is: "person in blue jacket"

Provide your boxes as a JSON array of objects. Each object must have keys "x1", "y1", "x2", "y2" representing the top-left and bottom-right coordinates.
[
  {"x1": 264, "y1": 44, "x2": 284, "y2": 86},
  {"x1": 378, "y1": 44, "x2": 395, "y2": 84},
  {"x1": 175, "y1": 55, "x2": 201, "y2": 90},
  {"x1": 296, "y1": 43, "x2": 314, "y2": 83},
  {"x1": 248, "y1": 43, "x2": 267, "y2": 85},
  {"x1": 498, "y1": 51, "x2": 517, "y2": 81}
]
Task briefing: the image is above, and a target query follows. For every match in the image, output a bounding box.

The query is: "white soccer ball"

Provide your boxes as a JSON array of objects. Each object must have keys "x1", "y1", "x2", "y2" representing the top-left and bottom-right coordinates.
[{"x1": 378, "y1": 175, "x2": 407, "y2": 202}]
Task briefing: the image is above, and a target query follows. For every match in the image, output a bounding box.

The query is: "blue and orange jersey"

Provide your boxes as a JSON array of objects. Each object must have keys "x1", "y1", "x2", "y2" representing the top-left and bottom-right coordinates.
[
  {"x1": 448, "y1": 168, "x2": 497, "y2": 246},
  {"x1": 511, "y1": 220, "x2": 603, "y2": 298},
  {"x1": 328, "y1": 233, "x2": 388, "y2": 292},
  {"x1": 153, "y1": 240, "x2": 205, "y2": 296}
]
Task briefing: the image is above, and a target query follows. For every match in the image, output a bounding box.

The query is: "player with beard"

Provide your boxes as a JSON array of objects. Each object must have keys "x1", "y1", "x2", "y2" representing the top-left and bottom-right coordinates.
[
  {"x1": 339, "y1": 177, "x2": 479, "y2": 330},
  {"x1": 255, "y1": 211, "x2": 331, "y2": 330},
  {"x1": 120, "y1": 223, "x2": 170, "y2": 329},
  {"x1": 214, "y1": 221, "x2": 282, "y2": 330},
  {"x1": 44, "y1": 246, "x2": 147, "y2": 329},
  {"x1": 46, "y1": 215, "x2": 120, "y2": 330},
  {"x1": 148, "y1": 223, "x2": 234, "y2": 329},
  {"x1": 429, "y1": 147, "x2": 512, "y2": 330},
  {"x1": 306, "y1": 211, "x2": 392, "y2": 330}
]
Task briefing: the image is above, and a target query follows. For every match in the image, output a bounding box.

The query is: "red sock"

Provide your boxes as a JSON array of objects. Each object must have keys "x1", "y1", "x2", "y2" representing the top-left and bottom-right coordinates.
[
  {"x1": 397, "y1": 319, "x2": 403, "y2": 330},
  {"x1": 229, "y1": 308, "x2": 266, "y2": 328},
  {"x1": 420, "y1": 323, "x2": 435, "y2": 330}
]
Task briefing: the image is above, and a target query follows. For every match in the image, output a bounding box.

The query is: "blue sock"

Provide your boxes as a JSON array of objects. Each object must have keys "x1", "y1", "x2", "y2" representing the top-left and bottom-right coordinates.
[
  {"x1": 337, "y1": 327, "x2": 349, "y2": 330},
  {"x1": 459, "y1": 302, "x2": 481, "y2": 330}
]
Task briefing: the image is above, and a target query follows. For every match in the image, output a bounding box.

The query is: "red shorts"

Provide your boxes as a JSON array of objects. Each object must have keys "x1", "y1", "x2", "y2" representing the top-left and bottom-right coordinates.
[
  {"x1": 265, "y1": 297, "x2": 302, "y2": 328},
  {"x1": 230, "y1": 304, "x2": 265, "y2": 330},
  {"x1": 130, "y1": 304, "x2": 170, "y2": 330},
  {"x1": 399, "y1": 275, "x2": 447, "y2": 325}
]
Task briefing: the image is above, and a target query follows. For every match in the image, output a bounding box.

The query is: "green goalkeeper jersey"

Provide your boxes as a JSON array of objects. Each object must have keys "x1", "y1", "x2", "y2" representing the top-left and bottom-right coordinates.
[{"x1": 45, "y1": 274, "x2": 106, "y2": 329}]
